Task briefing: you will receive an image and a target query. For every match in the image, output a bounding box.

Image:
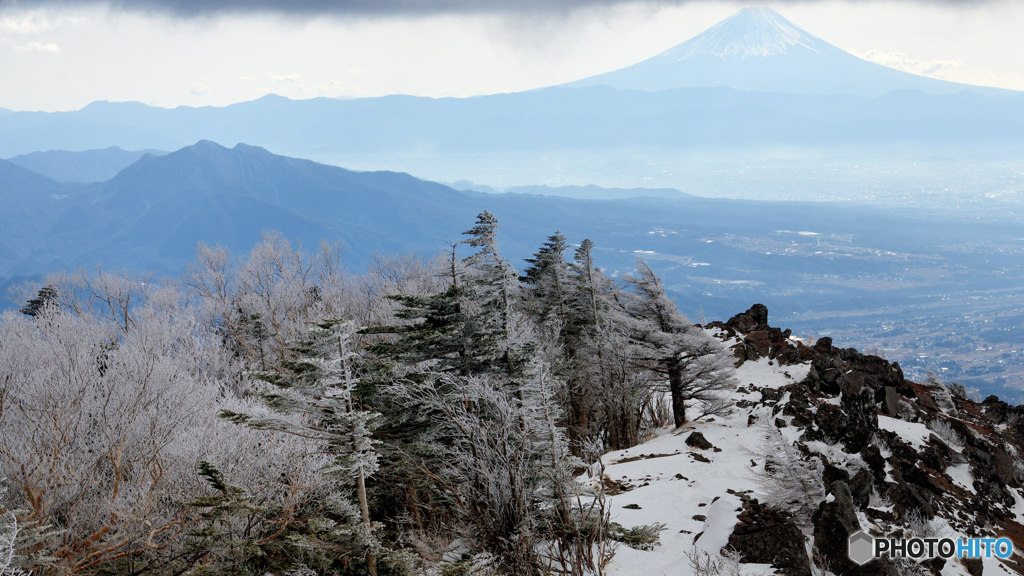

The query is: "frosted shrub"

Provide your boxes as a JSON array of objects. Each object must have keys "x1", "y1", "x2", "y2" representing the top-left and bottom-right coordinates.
[
  {"x1": 753, "y1": 424, "x2": 824, "y2": 532},
  {"x1": 0, "y1": 511, "x2": 16, "y2": 575},
  {"x1": 927, "y1": 418, "x2": 965, "y2": 449},
  {"x1": 685, "y1": 547, "x2": 745, "y2": 576},
  {"x1": 905, "y1": 509, "x2": 947, "y2": 539},
  {"x1": 0, "y1": 291, "x2": 326, "y2": 574}
]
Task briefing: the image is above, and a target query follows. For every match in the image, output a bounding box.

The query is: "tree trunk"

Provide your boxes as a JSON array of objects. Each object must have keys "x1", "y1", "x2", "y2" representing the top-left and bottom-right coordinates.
[
  {"x1": 357, "y1": 467, "x2": 378, "y2": 576},
  {"x1": 669, "y1": 362, "x2": 686, "y2": 428}
]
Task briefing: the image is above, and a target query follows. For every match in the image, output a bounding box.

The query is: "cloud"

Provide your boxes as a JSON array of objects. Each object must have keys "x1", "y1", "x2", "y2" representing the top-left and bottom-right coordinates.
[
  {"x1": 16, "y1": 40, "x2": 61, "y2": 51},
  {"x1": 0, "y1": 0, "x2": 1000, "y2": 19},
  {"x1": 0, "y1": 37, "x2": 61, "y2": 51},
  {"x1": 858, "y1": 49, "x2": 961, "y2": 77},
  {"x1": 271, "y1": 73, "x2": 301, "y2": 82},
  {"x1": 860, "y1": 48, "x2": 1024, "y2": 92},
  {"x1": 0, "y1": 10, "x2": 83, "y2": 34},
  {"x1": 189, "y1": 82, "x2": 210, "y2": 95}
]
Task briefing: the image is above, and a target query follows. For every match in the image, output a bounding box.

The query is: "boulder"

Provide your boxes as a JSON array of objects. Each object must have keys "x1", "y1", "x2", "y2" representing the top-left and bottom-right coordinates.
[
  {"x1": 728, "y1": 498, "x2": 810, "y2": 576},
  {"x1": 813, "y1": 336, "x2": 833, "y2": 354},
  {"x1": 848, "y1": 467, "x2": 874, "y2": 509},
  {"x1": 812, "y1": 481, "x2": 861, "y2": 574},
  {"x1": 812, "y1": 404, "x2": 849, "y2": 445},
  {"x1": 882, "y1": 386, "x2": 900, "y2": 417},
  {"x1": 685, "y1": 431, "x2": 715, "y2": 451}
]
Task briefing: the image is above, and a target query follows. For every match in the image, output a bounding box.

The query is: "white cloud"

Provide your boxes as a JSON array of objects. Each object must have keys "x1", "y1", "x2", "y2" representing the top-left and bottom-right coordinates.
[
  {"x1": 0, "y1": 10, "x2": 84, "y2": 35},
  {"x1": 345, "y1": 67, "x2": 363, "y2": 75},
  {"x1": 190, "y1": 82, "x2": 210, "y2": 96},
  {"x1": 859, "y1": 49, "x2": 1024, "y2": 92},
  {"x1": 271, "y1": 73, "x2": 301, "y2": 83},
  {"x1": 859, "y1": 49, "x2": 961, "y2": 77},
  {"x1": 1, "y1": 38, "x2": 62, "y2": 53}
]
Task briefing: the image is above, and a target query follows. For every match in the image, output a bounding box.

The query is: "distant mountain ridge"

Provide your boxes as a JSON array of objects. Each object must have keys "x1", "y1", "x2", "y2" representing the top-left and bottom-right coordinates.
[
  {"x1": 4, "y1": 140, "x2": 1024, "y2": 399},
  {"x1": 0, "y1": 8, "x2": 1021, "y2": 173},
  {"x1": 6, "y1": 146, "x2": 167, "y2": 183},
  {"x1": 563, "y1": 7, "x2": 1010, "y2": 97}
]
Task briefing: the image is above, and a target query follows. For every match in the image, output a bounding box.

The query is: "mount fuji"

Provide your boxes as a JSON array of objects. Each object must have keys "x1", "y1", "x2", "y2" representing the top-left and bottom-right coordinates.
[{"x1": 564, "y1": 7, "x2": 1009, "y2": 97}]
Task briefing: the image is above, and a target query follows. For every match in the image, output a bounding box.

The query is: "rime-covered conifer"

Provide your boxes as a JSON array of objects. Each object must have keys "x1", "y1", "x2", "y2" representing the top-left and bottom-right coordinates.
[
  {"x1": 625, "y1": 259, "x2": 736, "y2": 426},
  {"x1": 222, "y1": 319, "x2": 381, "y2": 576}
]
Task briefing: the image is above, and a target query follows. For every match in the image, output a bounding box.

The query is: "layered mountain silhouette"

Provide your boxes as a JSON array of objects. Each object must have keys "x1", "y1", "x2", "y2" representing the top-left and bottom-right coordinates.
[
  {"x1": 1, "y1": 8, "x2": 1022, "y2": 164},
  {"x1": 6, "y1": 140, "x2": 1024, "y2": 399},
  {"x1": 7, "y1": 146, "x2": 166, "y2": 183},
  {"x1": 32, "y1": 141, "x2": 489, "y2": 273},
  {"x1": 565, "y1": 7, "x2": 1007, "y2": 97}
]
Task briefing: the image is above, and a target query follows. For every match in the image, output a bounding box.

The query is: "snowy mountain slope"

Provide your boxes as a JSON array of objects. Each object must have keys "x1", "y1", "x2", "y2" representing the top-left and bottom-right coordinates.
[
  {"x1": 563, "y1": 7, "x2": 1011, "y2": 97},
  {"x1": 592, "y1": 305, "x2": 1024, "y2": 575}
]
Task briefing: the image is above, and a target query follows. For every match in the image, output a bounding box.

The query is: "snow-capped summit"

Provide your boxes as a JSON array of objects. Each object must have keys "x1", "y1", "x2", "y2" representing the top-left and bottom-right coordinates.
[
  {"x1": 563, "y1": 7, "x2": 1009, "y2": 97},
  {"x1": 664, "y1": 7, "x2": 829, "y2": 60}
]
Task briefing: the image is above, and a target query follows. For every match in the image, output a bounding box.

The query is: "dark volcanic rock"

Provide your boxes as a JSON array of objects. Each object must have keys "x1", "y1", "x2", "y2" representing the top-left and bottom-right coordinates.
[
  {"x1": 813, "y1": 336, "x2": 833, "y2": 354},
  {"x1": 812, "y1": 481, "x2": 861, "y2": 573},
  {"x1": 728, "y1": 498, "x2": 810, "y2": 576},
  {"x1": 848, "y1": 467, "x2": 874, "y2": 509},
  {"x1": 963, "y1": 556, "x2": 983, "y2": 576},
  {"x1": 812, "y1": 404, "x2": 849, "y2": 445},
  {"x1": 861, "y1": 445, "x2": 886, "y2": 480},
  {"x1": 822, "y1": 463, "x2": 850, "y2": 488},
  {"x1": 685, "y1": 431, "x2": 714, "y2": 451},
  {"x1": 888, "y1": 475, "x2": 935, "y2": 519},
  {"x1": 882, "y1": 386, "x2": 900, "y2": 417},
  {"x1": 920, "y1": 434, "x2": 955, "y2": 472}
]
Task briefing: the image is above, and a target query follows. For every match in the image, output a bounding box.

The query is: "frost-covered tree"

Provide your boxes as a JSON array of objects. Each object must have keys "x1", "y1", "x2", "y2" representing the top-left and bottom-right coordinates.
[
  {"x1": 17, "y1": 284, "x2": 57, "y2": 318},
  {"x1": 564, "y1": 240, "x2": 655, "y2": 451},
  {"x1": 625, "y1": 259, "x2": 735, "y2": 426},
  {"x1": 520, "y1": 232, "x2": 571, "y2": 325},
  {"x1": 754, "y1": 424, "x2": 825, "y2": 533},
  {"x1": 393, "y1": 365, "x2": 608, "y2": 576},
  {"x1": 0, "y1": 284, "x2": 327, "y2": 576},
  {"x1": 184, "y1": 233, "x2": 353, "y2": 370},
  {"x1": 222, "y1": 319, "x2": 381, "y2": 576}
]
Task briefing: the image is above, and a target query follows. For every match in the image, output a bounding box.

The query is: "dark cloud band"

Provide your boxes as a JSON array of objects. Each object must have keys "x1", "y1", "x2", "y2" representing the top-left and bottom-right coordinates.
[
  {"x1": 0, "y1": 0, "x2": 995, "y2": 17},
  {"x1": 2, "y1": 0, "x2": 640, "y2": 17}
]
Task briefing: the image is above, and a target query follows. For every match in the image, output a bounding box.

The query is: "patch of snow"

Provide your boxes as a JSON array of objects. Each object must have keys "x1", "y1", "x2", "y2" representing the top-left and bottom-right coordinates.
[
  {"x1": 946, "y1": 462, "x2": 975, "y2": 494},
  {"x1": 877, "y1": 415, "x2": 931, "y2": 450},
  {"x1": 733, "y1": 356, "x2": 810, "y2": 390}
]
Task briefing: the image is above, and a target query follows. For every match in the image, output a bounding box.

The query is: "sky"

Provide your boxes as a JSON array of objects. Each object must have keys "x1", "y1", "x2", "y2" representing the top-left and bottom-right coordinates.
[{"x1": 0, "y1": 0, "x2": 1023, "y2": 112}]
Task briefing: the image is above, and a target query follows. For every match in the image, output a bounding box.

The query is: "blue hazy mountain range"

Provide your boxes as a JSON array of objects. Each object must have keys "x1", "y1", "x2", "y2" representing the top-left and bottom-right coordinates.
[
  {"x1": 3, "y1": 7, "x2": 1024, "y2": 396},
  {"x1": 7, "y1": 147, "x2": 168, "y2": 183},
  {"x1": 3, "y1": 140, "x2": 1023, "y2": 402},
  {"x1": 1, "y1": 8, "x2": 1022, "y2": 197}
]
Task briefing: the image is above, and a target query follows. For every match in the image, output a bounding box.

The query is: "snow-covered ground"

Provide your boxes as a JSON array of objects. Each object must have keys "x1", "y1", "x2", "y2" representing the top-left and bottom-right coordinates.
[
  {"x1": 591, "y1": 355, "x2": 1013, "y2": 576},
  {"x1": 591, "y1": 357, "x2": 809, "y2": 575}
]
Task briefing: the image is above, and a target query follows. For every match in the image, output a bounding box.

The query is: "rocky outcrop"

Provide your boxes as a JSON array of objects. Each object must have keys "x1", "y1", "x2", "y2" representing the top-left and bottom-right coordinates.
[
  {"x1": 728, "y1": 496, "x2": 810, "y2": 576},
  {"x1": 716, "y1": 304, "x2": 1024, "y2": 576},
  {"x1": 685, "y1": 431, "x2": 715, "y2": 450},
  {"x1": 812, "y1": 481, "x2": 861, "y2": 573}
]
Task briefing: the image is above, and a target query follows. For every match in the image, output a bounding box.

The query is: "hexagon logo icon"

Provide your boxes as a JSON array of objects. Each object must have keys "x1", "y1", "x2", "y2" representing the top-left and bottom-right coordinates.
[{"x1": 848, "y1": 530, "x2": 874, "y2": 566}]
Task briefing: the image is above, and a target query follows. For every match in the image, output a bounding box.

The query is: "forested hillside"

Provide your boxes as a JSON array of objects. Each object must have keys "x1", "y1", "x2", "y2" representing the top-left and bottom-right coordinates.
[{"x1": 0, "y1": 214, "x2": 734, "y2": 576}]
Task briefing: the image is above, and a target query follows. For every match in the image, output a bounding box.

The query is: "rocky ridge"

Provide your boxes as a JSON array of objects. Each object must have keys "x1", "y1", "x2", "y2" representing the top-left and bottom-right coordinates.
[{"x1": 600, "y1": 304, "x2": 1024, "y2": 576}]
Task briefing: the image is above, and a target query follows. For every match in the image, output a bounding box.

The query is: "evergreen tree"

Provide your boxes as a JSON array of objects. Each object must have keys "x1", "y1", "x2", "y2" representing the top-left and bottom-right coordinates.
[
  {"x1": 460, "y1": 211, "x2": 523, "y2": 377},
  {"x1": 19, "y1": 284, "x2": 58, "y2": 317},
  {"x1": 625, "y1": 259, "x2": 735, "y2": 427},
  {"x1": 221, "y1": 319, "x2": 380, "y2": 576},
  {"x1": 520, "y1": 231, "x2": 571, "y2": 324},
  {"x1": 564, "y1": 239, "x2": 654, "y2": 451}
]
